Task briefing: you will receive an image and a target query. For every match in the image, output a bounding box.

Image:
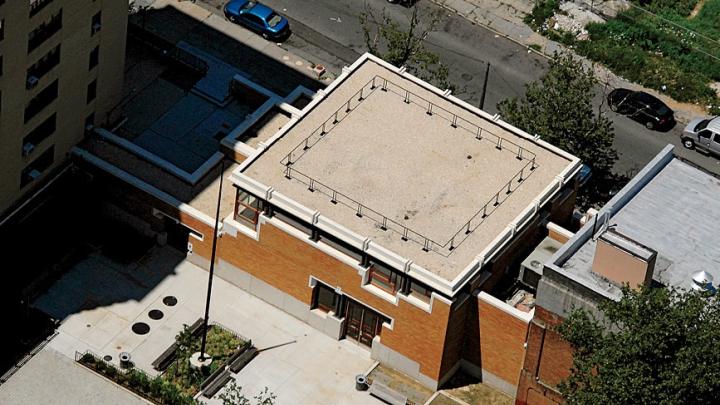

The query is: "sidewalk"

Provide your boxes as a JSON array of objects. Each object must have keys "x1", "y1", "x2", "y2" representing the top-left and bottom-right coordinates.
[{"x1": 430, "y1": 0, "x2": 707, "y2": 123}]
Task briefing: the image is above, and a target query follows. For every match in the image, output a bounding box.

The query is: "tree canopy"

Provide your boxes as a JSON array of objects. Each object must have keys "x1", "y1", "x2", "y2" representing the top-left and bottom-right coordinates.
[
  {"x1": 359, "y1": 4, "x2": 452, "y2": 91},
  {"x1": 558, "y1": 286, "x2": 720, "y2": 405},
  {"x1": 497, "y1": 52, "x2": 619, "y2": 206}
]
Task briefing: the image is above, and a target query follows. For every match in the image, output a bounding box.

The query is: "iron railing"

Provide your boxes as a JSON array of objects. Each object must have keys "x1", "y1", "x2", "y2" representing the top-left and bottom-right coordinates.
[{"x1": 280, "y1": 75, "x2": 539, "y2": 255}]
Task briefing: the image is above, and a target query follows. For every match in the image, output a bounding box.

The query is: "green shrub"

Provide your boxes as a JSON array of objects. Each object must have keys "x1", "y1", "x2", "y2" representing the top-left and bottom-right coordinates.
[
  {"x1": 524, "y1": 0, "x2": 559, "y2": 31},
  {"x1": 80, "y1": 353, "x2": 96, "y2": 365},
  {"x1": 565, "y1": 3, "x2": 720, "y2": 108},
  {"x1": 632, "y1": 0, "x2": 700, "y2": 15}
]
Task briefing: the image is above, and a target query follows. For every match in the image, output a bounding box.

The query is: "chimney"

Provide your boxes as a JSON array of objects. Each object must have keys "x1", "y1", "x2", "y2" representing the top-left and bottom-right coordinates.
[{"x1": 591, "y1": 230, "x2": 656, "y2": 289}]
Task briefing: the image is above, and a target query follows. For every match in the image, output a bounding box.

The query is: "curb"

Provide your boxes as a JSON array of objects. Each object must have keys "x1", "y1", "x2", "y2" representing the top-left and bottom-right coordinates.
[{"x1": 427, "y1": 0, "x2": 552, "y2": 60}]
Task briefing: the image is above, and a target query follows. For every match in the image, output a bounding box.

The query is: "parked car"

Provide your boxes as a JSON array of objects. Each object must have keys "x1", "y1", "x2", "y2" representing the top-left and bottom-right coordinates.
[
  {"x1": 607, "y1": 88, "x2": 675, "y2": 130},
  {"x1": 577, "y1": 164, "x2": 592, "y2": 187},
  {"x1": 223, "y1": 0, "x2": 290, "y2": 41},
  {"x1": 681, "y1": 116, "x2": 720, "y2": 156}
]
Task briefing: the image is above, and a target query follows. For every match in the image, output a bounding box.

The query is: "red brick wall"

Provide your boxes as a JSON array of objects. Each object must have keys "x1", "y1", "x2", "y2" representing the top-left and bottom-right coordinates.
[
  {"x1": 516, "y1": 306, "x2": 572, "y2": 405},
  {"x1": 478, "y1": 296, "x2": 530, "y2": 388},
  {"x1": 218, "y1": 220, "x2": 455, "y2": 382}
]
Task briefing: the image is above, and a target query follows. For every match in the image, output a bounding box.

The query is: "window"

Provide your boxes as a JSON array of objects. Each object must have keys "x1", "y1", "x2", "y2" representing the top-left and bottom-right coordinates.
[
  {"x1": 25, "y1": 79, "x2": 58, "y2": 123},
  {"x1": 274, "y1": 208, "x2": 312, "y2": 235},
  {"x1": 91, "y1": 11, "x2": 101, "y2": 35},
  {"x1": 29, "y1": 0, "x2": 54, "y2": 17},
  {"x1": 234, "y1": 189, "x2": 263, "y2": 225},
  {"x1": 0, "y1": 18, "x2": 4, "y2": 41},
  {"x1": 86, "y1": 79, "x2": 97, "y2": 103},
  {"x1": 85, "y1": 112, "x2": 95, "y2": 135},
  {"x1": 27, "y1": 44, "x2": 60, "y2": 85},
  {"x1": 21, "y1": 145, "x2": 54, "y2": 187},
  {"x1": 313, "y1": 283, "x2": 338, "y2": 313},
  {"x1": 699, "y1": 130, "x2": 712, "y2": 140},
  {"x1": 242, "y1": 13, "x2": 264, "y2": 27},
  {"x1": 88, "y1": 46, "x2": 99, "y2": 70},
  {"x1": 28, "y1": 10, "x2": 62, "y2": 53},
  {"x1": 713, "y1": 134, "x2": 720, "y2": 144},
  {"x1": 318, "y1": 232, "x2": 363, "y2": 263},
  {"x1": 23, "y1": 113, "x2": 56, "y2": 154},
  {"x1": 408, "y1": 280, "x2": 432, "y2": 303},
  {"x1": 695, "y1": 119, "x2": 711, "y2": 132},
  {"x1": 0, "y1": 55, "x2": 3, "y2": 76},
  {"x1": 368, "y1": 262, "x2": 400, "y2": 294}
]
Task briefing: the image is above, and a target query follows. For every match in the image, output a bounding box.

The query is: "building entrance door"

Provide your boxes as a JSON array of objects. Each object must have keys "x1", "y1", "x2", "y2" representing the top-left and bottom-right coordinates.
[{"x1": 344, "y1": 299, "x2": 388, "y2": 347}]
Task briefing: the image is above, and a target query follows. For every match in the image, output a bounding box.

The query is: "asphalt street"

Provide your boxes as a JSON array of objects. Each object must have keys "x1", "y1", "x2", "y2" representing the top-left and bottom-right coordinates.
[{"x1": 206, "y1": 0, "x2": 720, "y2": 177}]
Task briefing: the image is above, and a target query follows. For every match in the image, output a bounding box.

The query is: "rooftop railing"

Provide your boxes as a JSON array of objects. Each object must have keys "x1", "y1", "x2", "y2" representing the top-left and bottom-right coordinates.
[{"x1": 280, "y1": 75, "x2": 540, "y2": 255}]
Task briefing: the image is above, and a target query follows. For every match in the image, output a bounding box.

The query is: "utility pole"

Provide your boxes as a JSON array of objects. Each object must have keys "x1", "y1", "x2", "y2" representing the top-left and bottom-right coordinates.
[
  {"x1": 479, "y1": 62, "x2": 491, "y2": 110},
  {"x1": 198, "y1": 159, "x2": 226, "y2": 361}
]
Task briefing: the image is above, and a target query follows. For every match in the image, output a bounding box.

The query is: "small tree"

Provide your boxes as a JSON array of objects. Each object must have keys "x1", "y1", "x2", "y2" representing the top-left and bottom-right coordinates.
[
  {"x1": 219, "y1": 381, "x2": 276, "y2": 405},
  {"x1": 359, "y1": 3, "x2": 453, "y2": 91},
  {"x1": 557, "y1": 286, "x2": 720, "y2": 405},
  {"x1": 498, "y1": 52, "x2": 619, "y2": 206}
]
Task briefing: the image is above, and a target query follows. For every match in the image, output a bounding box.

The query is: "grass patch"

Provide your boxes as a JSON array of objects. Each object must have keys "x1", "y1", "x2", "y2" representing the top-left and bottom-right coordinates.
[
  {"x1": 526, "y1": 0, "x2": 720, "y2": 114},
  {"x1": 78, "y1": 324, "x2": 246, "y2": 404},
  {"x1": 165, "y1": 325, "x2": 245, "y2": 397}
]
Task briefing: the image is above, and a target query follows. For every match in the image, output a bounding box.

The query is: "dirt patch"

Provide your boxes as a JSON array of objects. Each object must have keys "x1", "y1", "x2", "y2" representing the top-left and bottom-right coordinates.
[
  {"x1": 367, "y1": 365, "x2": 434, "y2": 405},
  {"x1": 445, "y1": 383, "x2": 513, "y2": 405},
  {"x1": 689, "y1": 0, "x2": 706, "y2": 18}
]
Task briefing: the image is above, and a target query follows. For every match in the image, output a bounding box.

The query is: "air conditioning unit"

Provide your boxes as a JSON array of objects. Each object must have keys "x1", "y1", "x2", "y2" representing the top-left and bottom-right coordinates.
[
  {"x1": 26, "y1": 76, "x2": 39, "y2": 89},
  {"x1": 22, "y1": 142, "x2": 35, "y2": 157},
  {"x1": 28, "y1": 169, "x2": 42, "y2": 181},
  {"x1": 92, "y1": 22, "x2": 102, "y2": 34}
]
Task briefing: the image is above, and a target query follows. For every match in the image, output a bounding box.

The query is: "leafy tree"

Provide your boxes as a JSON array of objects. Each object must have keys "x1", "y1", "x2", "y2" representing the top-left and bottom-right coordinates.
[
  {"x1": 557, "y1": 286, "x2": 720, "y2": 405},
  {"x1": 359, "y1": 3, "x2": 453, "y2": 91},
  {"x1": 219, "y1": 381, "x2": 276, "y2": 405},
  {"x1": 497, "y1": 52, "x2": 619, "y2": 206}
]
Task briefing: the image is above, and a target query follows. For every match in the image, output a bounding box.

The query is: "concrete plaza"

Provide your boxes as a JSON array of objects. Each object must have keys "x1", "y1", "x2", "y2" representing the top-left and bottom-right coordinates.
[{"x1": 21, "y1": 244, "x2": 380, "y2": 404}]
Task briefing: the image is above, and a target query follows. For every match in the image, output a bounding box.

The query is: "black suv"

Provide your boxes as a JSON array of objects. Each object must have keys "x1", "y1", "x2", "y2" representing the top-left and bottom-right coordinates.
[{"x1": 607, "y1": 88, "x2": 675, "y2": 130}]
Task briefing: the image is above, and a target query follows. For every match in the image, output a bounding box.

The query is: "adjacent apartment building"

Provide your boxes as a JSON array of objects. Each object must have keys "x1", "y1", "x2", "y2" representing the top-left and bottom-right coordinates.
[
  {"x1": 0, "y1": 0, "x2": 127, "y2": 217},
  {"x1": 210, "y1": 55, "x2": 581, "y2": 391},
  {"x1": 517, "y1": 145, "x2": 720, "y2": 404}
]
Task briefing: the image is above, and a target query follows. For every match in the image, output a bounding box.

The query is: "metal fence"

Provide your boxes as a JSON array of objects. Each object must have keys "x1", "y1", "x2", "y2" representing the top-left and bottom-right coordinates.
[{"x1": 280, "y1": 75, "x2": 538, "y2": 255}]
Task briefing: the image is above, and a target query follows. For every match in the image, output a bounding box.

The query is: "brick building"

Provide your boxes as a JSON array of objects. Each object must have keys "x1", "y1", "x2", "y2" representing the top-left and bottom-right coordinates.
[
  {"x1": 74, "y1": 52, "x2": 581, "y2": 395},
  {"x1": 517, "y1": 145, "x2": 720, "y2": 403},
  {"x1": 217, "y1": 54, "x2": 581, "y2": 392}
]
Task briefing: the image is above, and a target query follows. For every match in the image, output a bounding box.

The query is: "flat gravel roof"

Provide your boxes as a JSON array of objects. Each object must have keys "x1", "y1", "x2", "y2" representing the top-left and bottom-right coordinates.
[{"x1": 242, "y1": 58, "x2": 575, "y2": 283}]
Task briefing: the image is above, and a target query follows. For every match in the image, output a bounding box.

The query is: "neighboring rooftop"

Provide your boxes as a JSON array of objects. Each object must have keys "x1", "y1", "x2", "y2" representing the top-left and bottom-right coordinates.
[
  {"x1": 238, "y1": 55, "x2": 579, "y2": 290},
  {"x1": 549, "y1": 146, "x2": 720, "y2": 300}
]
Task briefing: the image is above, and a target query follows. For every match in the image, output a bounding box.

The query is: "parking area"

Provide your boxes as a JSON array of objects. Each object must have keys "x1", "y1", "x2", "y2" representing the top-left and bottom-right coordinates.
[{"x1": 29, "y1": 243, "x2": 380, "y2": 404}]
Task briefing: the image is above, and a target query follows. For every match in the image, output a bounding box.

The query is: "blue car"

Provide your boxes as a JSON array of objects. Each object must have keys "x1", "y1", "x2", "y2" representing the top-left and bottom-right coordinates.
[{"x1": 223, "y1": 0, "x2": 290, "y2": 40}]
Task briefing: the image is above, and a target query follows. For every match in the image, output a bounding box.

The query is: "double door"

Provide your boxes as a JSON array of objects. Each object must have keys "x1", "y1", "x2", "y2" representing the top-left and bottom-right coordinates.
[{"x1": 344, "y1": 299, "x2": 386, "y2": 347}]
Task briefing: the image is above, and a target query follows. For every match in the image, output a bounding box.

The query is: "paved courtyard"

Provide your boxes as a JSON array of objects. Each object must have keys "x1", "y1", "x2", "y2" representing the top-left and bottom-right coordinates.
[
  {"x1": 0, "y1": 347, "x2": 147, "y2": 405},
  {"x1": 27, "y1": 244, "x2": 380, "y2": 404}
]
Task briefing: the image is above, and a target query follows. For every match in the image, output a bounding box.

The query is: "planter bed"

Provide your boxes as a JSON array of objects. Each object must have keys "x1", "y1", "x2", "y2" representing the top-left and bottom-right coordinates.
[{"x1": 77, "y1": 324, "x2": 256, "y2": 403}]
